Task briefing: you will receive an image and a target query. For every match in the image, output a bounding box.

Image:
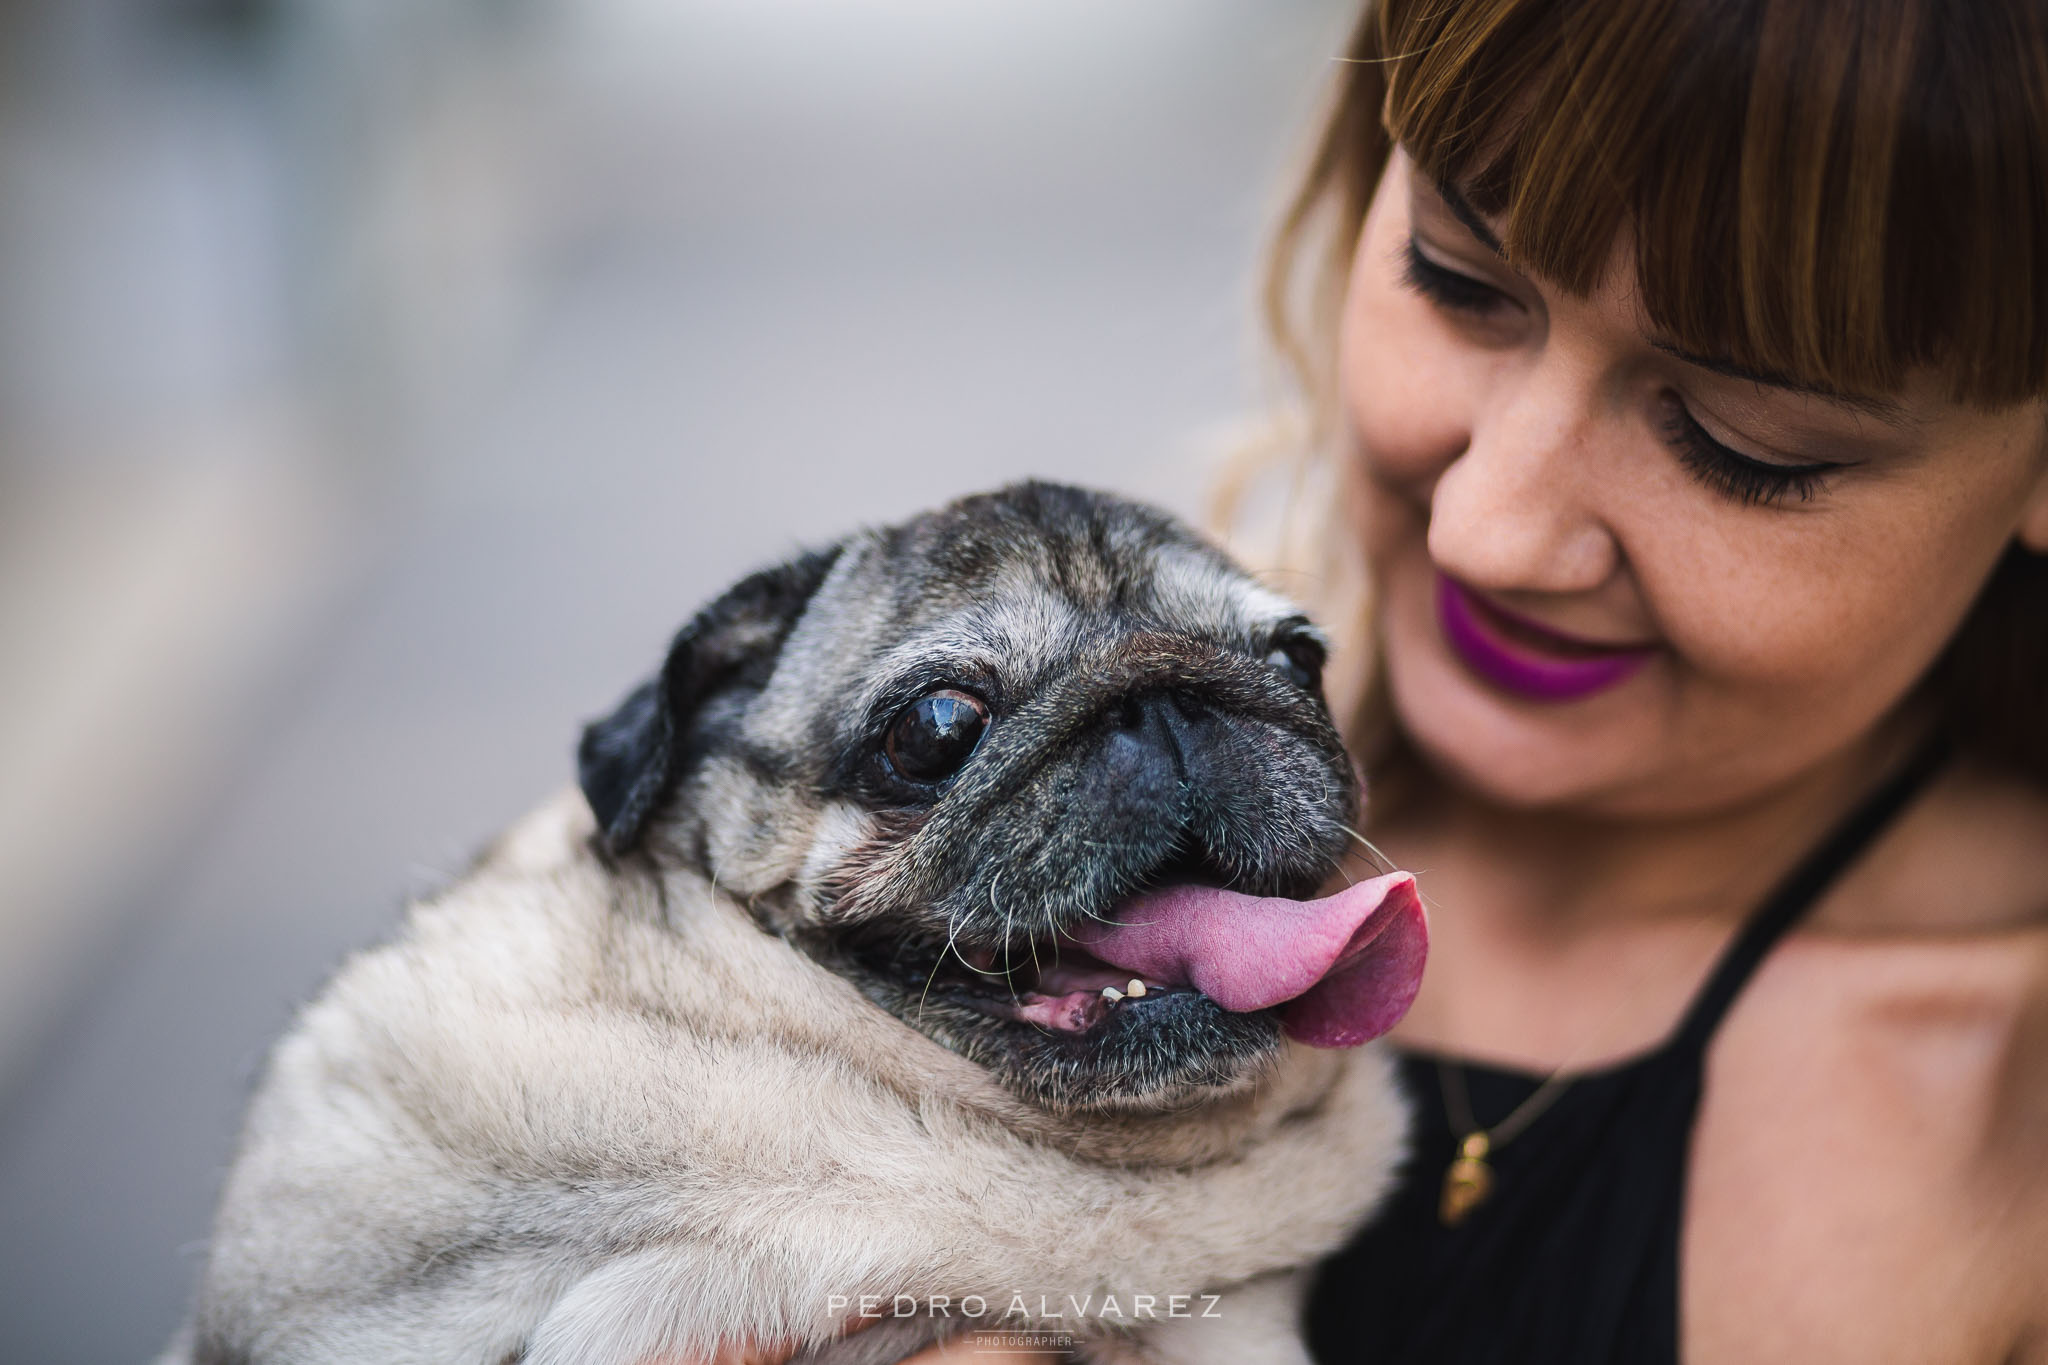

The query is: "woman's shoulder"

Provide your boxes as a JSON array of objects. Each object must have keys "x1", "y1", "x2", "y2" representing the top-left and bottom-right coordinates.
[
  {"x1": 1775, "y1": 751, "x2": 2047, "y2": 1066},
  {"x1": 1794, "y1": 752, "x2": 2048, "y2": 1126},
  {"x1": 1761, "y1": 756, "x2": 2048, "y2": 1336},
  {"x1": 1709, "y1": 803, "x2": 2048, "y2": 1357},
  {"x1": 1825, "y1": 752, "x2": 2048, "y2": 934},
  {"x1": 1765, "y1": 909, "x2": 2048, "y2": 1148}
]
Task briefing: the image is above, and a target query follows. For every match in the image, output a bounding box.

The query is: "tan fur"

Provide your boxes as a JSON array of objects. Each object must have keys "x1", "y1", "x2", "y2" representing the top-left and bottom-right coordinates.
[{"x1": 178, "y1": 792, "x2": 1402, "y2": 1364}]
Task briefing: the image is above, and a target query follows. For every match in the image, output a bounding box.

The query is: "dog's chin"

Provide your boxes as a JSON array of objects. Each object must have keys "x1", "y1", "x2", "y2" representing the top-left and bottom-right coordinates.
[{"x1": 820, "y1": 918, "x2": 1288, "y2": 1114}]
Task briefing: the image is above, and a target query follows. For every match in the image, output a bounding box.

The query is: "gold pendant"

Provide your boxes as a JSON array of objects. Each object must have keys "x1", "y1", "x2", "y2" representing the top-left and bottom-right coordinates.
[{"x1": 1439, "y1": 1131, "x2": 1494, "y2": 1227}]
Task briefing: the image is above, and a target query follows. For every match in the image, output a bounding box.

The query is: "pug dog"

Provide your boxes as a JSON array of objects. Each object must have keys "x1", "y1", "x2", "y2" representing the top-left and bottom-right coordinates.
[{"x1": 168, "y1": 482, "x2": 1426, "y2": 1365}]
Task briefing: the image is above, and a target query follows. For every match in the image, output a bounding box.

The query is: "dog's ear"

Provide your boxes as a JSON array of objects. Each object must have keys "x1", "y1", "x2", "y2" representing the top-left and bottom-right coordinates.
[{"x1": 578, "y1": 545, "x2": 843, "y2": 855}]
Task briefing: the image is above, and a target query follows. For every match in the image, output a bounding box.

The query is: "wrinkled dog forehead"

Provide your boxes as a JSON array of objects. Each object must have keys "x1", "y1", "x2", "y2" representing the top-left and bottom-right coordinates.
[{"x1": 749, "y1": 490, "x2": 1305, "y2": 749}]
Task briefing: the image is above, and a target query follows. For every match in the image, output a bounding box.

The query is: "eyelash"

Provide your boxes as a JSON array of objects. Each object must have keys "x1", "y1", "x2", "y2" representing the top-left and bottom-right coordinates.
[
  {"x1": 1401, "y1": 239, "x2": 1509, "y2": 314},
  {"x1": 1399, "y1": 235, "x2": 1838, "y2": 508},
  {"x1": 1655, "y1": 400, "x2": 1832, "y2": 507}
]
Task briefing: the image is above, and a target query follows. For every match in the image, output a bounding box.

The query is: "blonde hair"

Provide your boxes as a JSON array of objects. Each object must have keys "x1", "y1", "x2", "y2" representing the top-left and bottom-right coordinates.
[{"x1": 1228, "y1": 0, "x2": 2048, "y2": 785}]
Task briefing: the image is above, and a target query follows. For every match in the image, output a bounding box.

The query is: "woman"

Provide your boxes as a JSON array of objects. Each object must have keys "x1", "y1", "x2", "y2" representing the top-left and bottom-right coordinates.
[
  {"x1": 768, "y1": 0, "x2": 2048, "y2": 1359},
  {"x1": 1269, "y1": 0, "x2": 2048, "y2": 1359}
]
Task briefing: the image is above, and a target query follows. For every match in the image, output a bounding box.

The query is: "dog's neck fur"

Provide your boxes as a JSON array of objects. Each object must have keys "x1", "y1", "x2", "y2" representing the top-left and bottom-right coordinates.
[{"x1": 510, "y1": 789, "x2": 1346, "y2": 1169}]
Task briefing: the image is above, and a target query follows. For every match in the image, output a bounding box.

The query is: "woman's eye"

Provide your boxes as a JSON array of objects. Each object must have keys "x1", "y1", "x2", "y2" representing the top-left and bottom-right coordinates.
[
  {"x1": 1654, "y1": 395, "x2": 1839, "y2": 508},
  {"x1": 1401, "y1": 237, "x2": 1515, "y2": 316},
  {"x1": 884, "y1": 688, "x2": 990, "y2": 784}
]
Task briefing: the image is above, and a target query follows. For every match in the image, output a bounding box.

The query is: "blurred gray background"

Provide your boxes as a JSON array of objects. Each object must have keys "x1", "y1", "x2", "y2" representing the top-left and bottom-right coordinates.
[{"x1": 0, "y1": 0, "x2": 1351, "y2": 1357}]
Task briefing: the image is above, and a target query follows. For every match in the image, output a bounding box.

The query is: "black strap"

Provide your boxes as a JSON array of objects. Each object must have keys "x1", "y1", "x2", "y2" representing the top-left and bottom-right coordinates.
[{"x1": 1669, "y1": 735, "x2": 1951, "y2": 1052}]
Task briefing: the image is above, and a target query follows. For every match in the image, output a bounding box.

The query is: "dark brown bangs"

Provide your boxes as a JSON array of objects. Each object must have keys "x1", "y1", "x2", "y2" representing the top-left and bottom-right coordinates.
[{"x1": 1375, "y1": 0, "x2": 2048, "y2": 407}]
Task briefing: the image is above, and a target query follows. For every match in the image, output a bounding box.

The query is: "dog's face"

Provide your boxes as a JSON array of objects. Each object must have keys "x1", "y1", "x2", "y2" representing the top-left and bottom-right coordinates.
[{"x1": 580, "y1": 483, "x2": 1359, "y2": 1113}]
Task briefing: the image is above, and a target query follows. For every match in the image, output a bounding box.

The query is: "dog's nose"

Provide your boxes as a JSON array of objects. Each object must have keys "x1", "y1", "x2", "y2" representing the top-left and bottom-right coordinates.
[
  {"x1": 1099, "y1": 692, "x2": 1185, "y2": 799},
  {"x1": 1087, "y1": 691, "x2": 1248, "y2": 821}
]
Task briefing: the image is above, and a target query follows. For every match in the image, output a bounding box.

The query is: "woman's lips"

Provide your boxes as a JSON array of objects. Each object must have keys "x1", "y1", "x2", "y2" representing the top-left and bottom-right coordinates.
[{"x1": 1434, "y1": 572, "x2": 1655, "y2": 701}]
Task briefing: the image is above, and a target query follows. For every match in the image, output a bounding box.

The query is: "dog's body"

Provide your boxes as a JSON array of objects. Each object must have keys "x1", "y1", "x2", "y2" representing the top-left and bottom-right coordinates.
[{"x1": 172, "y1": 485, "x2": 1421, "y2": 1364}]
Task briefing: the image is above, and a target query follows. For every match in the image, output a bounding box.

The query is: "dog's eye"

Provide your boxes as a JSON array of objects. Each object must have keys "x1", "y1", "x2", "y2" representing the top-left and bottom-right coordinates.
[
  {"x1": 1266, "y1": 638, "x2": 1325, "y2": 693},
  {"x1": 884, "y1": 689, "x2": 990, "y2": 783}
]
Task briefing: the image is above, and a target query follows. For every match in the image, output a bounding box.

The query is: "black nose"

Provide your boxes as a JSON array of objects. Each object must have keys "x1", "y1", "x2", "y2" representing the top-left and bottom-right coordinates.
[
  {"x1": 1102, "y1": 693, "x2": 1183, "y2": 788},
  {"x1": 1084, "y1": 690, "x2": 1236, "y2": 819}
]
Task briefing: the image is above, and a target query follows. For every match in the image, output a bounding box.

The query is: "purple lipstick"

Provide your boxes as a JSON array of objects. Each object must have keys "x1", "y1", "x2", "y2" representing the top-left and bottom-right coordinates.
[{"x1": 1435, "y1": 573, "x2": 1654, "y2": 702}]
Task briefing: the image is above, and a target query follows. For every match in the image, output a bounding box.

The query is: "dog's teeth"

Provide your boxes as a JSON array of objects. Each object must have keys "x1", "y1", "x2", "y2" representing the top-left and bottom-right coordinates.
[
  {"x1": 1126, "y1": 979, "x2": 1147, "y2": 998},
  {"x1": 1101, "y1": 986, "x2": 1124, "y2": 1003}
]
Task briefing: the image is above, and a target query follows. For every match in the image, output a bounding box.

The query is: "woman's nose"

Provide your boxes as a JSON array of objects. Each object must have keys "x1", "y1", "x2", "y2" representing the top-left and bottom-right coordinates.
[{"x1": 1424, "y1": 358, "x2": 1621, "y2": 596}]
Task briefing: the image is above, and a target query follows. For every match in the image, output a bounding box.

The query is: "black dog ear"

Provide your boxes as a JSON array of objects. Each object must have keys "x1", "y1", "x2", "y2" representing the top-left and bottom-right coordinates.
[{"x1": 578, "y1": 544, "x2": 843, "y2": 855}]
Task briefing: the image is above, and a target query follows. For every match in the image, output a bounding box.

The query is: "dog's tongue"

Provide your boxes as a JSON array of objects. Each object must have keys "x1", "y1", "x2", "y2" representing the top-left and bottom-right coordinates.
[{"x1": 1073, "y1": 872, "x2": 1427, "y2": 1047}]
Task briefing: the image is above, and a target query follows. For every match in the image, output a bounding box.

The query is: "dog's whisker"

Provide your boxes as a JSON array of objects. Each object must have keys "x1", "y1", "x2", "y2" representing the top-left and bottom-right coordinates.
[
  {"x1": 1068, "y1": 899, "x2": 1157, "y2": 930},
  {"x1": 914, "y1": 957, "x2": 943, "y2": 1028},
  {"x1": 916, "y1": 903, "x2": 976, "y2": 1026},
  {"x1": 1340, "y1": 826, "x2": 1397, "y2": 874},
  {"x1": 991, "y1": 871, "x2": 1028, "y2": 1008},
  {"x1": 993, "y1": 870, "x2": 1013, "y2": 954},
  {"x1": 1013, "y1": 886, "x2": 1045, "y2": 981}
]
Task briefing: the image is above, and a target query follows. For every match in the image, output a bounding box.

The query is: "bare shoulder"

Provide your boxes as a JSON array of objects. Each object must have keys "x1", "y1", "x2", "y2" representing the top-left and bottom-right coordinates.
[
  {"x1": 1692, "y1": 759, "x2": 2048, "y2": 1362},
  {"x1": 1814, "y1": 750, "x2": 2048, "y2": 1200},
  {"x1": 1800, "y1": 754, "x2": 2048, "y2": 1156},
  {"x1": 1819, "y1": 754, "x2": 2048, "y2": 935},
  {"x1": 1983, "y1": 927, "x2": 2048, "y2": 1354},
  {"x1": 1763, "y1": 751, "x2": 2048, "y2": 1144},
  {"x1": 1839, "y1": 755, "x2": 2048, "y2": 1246}
]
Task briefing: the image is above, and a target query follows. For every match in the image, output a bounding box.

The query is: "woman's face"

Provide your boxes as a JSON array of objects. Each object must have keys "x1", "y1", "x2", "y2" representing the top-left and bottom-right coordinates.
[{"x1": 1341, "y1": 149, "x2": 2048, "y2": 817}]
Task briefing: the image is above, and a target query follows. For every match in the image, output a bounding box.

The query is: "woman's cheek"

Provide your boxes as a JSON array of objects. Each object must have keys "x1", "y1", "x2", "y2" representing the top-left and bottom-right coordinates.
[
  {"x1": 1339, "y1": 289, "x2": 1478, "y2": 496},
  {"x1": 1633, "y1": 512, "x2": 1950, "y2": 722}
]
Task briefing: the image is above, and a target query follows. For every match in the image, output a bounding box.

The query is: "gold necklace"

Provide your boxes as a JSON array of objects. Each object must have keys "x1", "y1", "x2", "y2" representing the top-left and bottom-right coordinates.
[{"x1": 1435, "y1": 1059, "x2": 1574, "y2": 1227}]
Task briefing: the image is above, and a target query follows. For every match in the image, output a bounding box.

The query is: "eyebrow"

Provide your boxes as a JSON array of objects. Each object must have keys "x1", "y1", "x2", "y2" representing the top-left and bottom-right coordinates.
[
  {"x1": 1434, "y1": 177, "x2": 1911, "y2": 425},
  {"x1": 1435, "y1": 179, "x2": 1505, "y2": 257},
  {"x1": 1645, "y1": 341, "x2": 1911, "y2": 423}
]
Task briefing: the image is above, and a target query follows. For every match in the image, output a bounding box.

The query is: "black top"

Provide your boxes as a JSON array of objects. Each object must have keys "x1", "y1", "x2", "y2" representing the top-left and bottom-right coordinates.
[{"x1": 1304, "y1": 740, "x2": 1950, "y2": 1364}]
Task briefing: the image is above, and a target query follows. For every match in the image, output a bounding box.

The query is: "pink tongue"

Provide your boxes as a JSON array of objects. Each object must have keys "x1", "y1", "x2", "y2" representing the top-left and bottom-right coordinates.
[{"x1": 1072, "y1": 872, "x2": 1428, "y2": 1048}]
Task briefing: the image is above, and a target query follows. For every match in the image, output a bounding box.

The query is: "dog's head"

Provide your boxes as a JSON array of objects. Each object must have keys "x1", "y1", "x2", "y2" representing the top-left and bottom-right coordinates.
[{"x1": 579, "y1": 483, "x2": 1423, "y2": 1113}]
